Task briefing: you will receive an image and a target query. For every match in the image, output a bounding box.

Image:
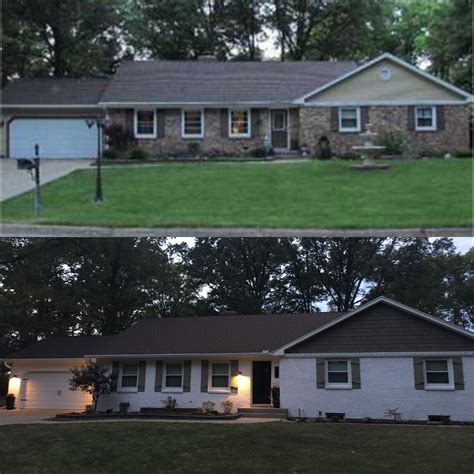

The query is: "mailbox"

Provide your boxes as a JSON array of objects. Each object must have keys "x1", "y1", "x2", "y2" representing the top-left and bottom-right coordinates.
[{"x1": 17, "y1": 159, "x2": 37, "y2": 170}]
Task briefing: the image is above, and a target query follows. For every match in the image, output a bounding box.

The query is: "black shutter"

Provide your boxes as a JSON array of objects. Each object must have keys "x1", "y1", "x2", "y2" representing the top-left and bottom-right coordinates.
[
  {"x1": 156, "y1": 110, "x2": 165, "y2": 138},
  {"x1": 251, "y1": 109, "x2": 259, "y2": 138},
  {"x1": 201, "y1": 360, "x2": 209, "y2": 392},
  {"x1": 453, "y1": 357, "x2": 464, "y2": 390},
  {"x1": 230, "y1": 360, "x2": 239, "y2": 394},
  {"x1": 413, "y1": 358, "x2": 424, "y2": 390},
  {"x1": 437, "y1": 105, "x2": 445, "y2": 131},
  {"x1": 407, "y1": 106, "x2": 416, "y2": 131},
  {"x1": 331, "y1": 107, "x2": 339, "y2": 132},
  {"x1": 138, "y1": 361, "x2": 146, "y2": 392},
  {"x1": 360, "y1": 107, "x2": 369, "y2": 132},
  {"x1": 316, "y1": 359, "x2": 325, "y2": 389},
  {"x1": 351, "y1": 359, "x2": 361, "y2": 389},
  {"x1": 221, "y1": 109, "x2": 229, "y2": 138},
  {"x1": 111, "y1": 361, "x2": 120, "y2": 392},
  {"x1": 183, "y1": 360, "x2": 192, "y2": 392},
  {"x1": 154, "y1": 361, "x2": 163, "y2": 392}
]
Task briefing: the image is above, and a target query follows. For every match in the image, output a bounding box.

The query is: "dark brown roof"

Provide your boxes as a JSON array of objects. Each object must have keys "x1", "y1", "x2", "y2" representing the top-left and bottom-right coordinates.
[
  {"x1": 2, "y1": 78, "x2": 110, "y2": 106},
  {"x1": 6, "y1": 335, "x2": 117, "y2": 359},
  {"x1": 6, "y1": 313, "x2": 341, "y2": 359},
  {"x1": 100, "y1": 60, "x2": 358, "y2": 104}
]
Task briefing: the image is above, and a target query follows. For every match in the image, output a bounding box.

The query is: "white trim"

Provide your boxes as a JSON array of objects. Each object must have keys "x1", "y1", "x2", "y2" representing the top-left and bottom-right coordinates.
[
  {"x1": 273, "y1": 296, "x2": 474, "y2": 355},
  {"x1": 134, "y1": 109, "x2": 157, "y2": 139},
  {"x1": 304, "y1": 99, "x2": 469, "y2": 107},
  {"x1": 162, "y1": 361, "x2": 184, "y2": 393},
  {"x1": 424, "y1": 358, "x2": 455, "y2": 391},
  {"x1": 118, "y1": 362, "x2": 139, "y2": 393},
  {"x1": 338, "y1": 106, "x2": 361, "y2": 132},
  {"x1": 284, "y1": 352, "x2": 474, "y2": 358},
  {"x1": 415, "y1": 105, "x2": 437, "y2": 131},
  {"x1": 2, "y1": 104, "x2": 101, "y2": 109},
  {"x1": 100, "y1": 101, "x2": 293, "y2": 108},
  {"x1": 208, "y1": 361, "x2": 231, "y2": 393},
  {"x1": 300, "y1": 52, "x2": 472, "y2": 102},
  {"x1": 325, "y1": 359, "x2": 352, "y2": 389},
  {"x1": 181, "y1": 109, "x2": 205, "y2": 139},
  {"x1": 228, "y1": 109, "x2": 252, "y2": 138},
  {"x1": 83, "y1": 352, "x2": 266, "y2": 359}
]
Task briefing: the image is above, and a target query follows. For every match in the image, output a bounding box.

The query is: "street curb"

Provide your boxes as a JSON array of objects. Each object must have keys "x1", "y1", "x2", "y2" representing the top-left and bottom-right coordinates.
[{"x1": 1, "y1": 224, "x2": 472, "y2": 238}]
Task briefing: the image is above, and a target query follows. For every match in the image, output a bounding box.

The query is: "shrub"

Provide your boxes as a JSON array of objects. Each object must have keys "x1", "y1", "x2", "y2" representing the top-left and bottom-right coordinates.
[
  {"x1": 252, "y1": 146, "x2": 274, "y2": 158},
  {"x1": 379, "y1": 130, "x2": 406, "y2": 155},
  {"x1": 128, "y1": 148, "x2": 149, "y2": 161},
  {"x1": 384, "y1": 408, "x2": 402, "y2": 421},
  {"x1": 187, "y1": 141, "x2": 201, "y2": 156},
  {"x1": 162, "y1": 396, "x2": 177, "y2": 411},
  {"x1": 220, "y1": 400, "x2": 233, "y2": 415},
  {"x1": 105, "y1": 123, "x2": 134, "y2": 151},
  {"x1": 102, "y1": 149, "x2": 119, "y2": 160},
  {"x1": 69, "y1": 361, "x2": 118, "y2": 413},
  {"x1": 317, "y1": 136, "x2": 332, "y2": 160},
  {"x1": 119, "y1": 402, "x2": 130, "y2": 413},
  {"x1": 201, "y1": 400, "x2": 216, "y2": 415}
]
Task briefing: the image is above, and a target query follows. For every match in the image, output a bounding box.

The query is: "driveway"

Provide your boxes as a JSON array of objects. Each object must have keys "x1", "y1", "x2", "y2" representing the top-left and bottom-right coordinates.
[
  {"x1": 0, "y1": 409, "x2": 68, "y2": 424},
  {"x1": 1, "y1": 159, "x2": 92, "y2": 201}
]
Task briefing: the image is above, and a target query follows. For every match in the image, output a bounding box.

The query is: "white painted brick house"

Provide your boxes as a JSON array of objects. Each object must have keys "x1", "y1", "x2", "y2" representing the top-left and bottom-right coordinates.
[{"x1": 5, "y1": 297, "x2": 474, "y2": 421}]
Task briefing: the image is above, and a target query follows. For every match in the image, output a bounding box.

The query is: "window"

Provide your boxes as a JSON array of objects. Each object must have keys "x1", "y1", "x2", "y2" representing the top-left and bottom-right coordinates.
[
  {"x1": 164, "y1": 362, "x2": 183, "y2": 390},
  {"x1": 424, "y1": 360, "x2": 453, "y2": 389},
  {"x1": 326, "y1": 360, "x2": 351, "y2": 388},
  {"x1": 272, "y1": 111, "x2": 286, "y2": 131},
  {"x1": 229, "y1": 109, "x2": 251, "y2": 137},
  {"x1": 120, "y1": 363, "x2": 138, "y2": 391},
  {"x1": 415, "y1": 106, "x2": 437, "y2": 131},
  {"x1": 339, "y1": 107, "x2": 361, "y2": 132},
  {"x1": 134, "y1": 110, "x2": 156, "y2": 138},
  {"x1": 182, "y1": 110, "x2": 204, "y2": 138},
  {"x1": 210, "y1": 362, "x2": 230, "y2": 391}
]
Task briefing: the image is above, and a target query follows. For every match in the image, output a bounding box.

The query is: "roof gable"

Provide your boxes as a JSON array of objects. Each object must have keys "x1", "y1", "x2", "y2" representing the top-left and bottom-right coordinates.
[
  {"x1": 277, "y1": 297, "x2": 474, "y2": 355},
  {"x1": 302, "y1": 53, "x2": 471, "y2": 104}
]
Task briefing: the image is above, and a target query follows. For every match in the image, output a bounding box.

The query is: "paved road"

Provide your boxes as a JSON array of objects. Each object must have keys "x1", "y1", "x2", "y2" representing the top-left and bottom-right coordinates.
[{"x1": 1, "y1": 159, "x2": 92, "y2": 201}]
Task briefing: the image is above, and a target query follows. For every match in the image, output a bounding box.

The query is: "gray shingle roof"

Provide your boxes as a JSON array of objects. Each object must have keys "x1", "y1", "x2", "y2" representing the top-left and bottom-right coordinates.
[
  {"x1": 100, "y1": 60, "x2": 358, "y2": 104},
  {"x1": 6, "y1": 313, "x2": 341, "y2": 359},
  {"x1": 2, "y1": 78, "x2": 110, "y2": 106}
]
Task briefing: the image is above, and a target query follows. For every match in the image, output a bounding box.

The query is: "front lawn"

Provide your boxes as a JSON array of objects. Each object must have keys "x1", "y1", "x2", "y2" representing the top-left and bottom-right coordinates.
[
  {"x1": 1, "y1": 159, "x2": 472, "y2": 229},
  {"x1": 1, "y1": 422, "x2": 473, "y2": 473}
]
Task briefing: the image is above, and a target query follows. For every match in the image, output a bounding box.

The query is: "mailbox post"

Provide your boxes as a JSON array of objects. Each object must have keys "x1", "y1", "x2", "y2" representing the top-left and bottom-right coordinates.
[{"x1": 16, "y1": 144, "x2": 41, "y2": 217}]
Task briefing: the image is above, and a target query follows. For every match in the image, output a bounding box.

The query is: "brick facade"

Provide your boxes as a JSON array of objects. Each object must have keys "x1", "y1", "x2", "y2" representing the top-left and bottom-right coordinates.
[{"x1": 300, "y1": 105, "x2": 471, "y2": 157}]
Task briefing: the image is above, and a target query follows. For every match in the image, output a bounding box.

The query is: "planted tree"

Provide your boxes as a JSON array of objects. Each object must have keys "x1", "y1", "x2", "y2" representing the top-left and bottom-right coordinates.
[{"x1": 69, "y1": 360, "x2": 117, "y2": 412}]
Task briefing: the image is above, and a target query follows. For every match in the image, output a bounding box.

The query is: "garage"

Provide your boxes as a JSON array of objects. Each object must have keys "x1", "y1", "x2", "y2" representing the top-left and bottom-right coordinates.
[
  {"x1": 22, "y1": 372, "x2": 91, "y2": 410},
  {"x1": 9, "y1": 118, "x2": 99, "y2": 159}
]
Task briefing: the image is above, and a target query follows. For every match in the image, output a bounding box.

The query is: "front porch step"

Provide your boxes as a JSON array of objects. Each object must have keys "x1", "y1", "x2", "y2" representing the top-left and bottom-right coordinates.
[{"x1": 238, "y1": 407, "x2": 288, "y2": 419}]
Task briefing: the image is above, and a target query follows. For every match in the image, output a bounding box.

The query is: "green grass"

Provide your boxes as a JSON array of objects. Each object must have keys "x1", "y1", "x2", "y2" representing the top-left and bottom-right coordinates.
[
  {"x1": 2, "y1": 159, "x2": 472, "y2": 229},
  {"x1": 1, "y1": 422, "x2": 473, "y2": 473}
]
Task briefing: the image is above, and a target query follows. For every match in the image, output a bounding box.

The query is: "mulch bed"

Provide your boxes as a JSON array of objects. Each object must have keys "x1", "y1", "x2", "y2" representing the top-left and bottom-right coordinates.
[
  {"x1": 288, "y1": 417, "x2": 474, "y2": 426},
  {"x1": 54, "y1": 412, "x2": 240, "y2": 421}
]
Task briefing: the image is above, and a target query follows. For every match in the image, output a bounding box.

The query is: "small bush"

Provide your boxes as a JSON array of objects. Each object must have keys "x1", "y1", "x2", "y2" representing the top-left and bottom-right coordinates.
[
  {"x1": 187, "y1": 141, "x2": 201, "y2": 156},
  {"x1": 201, "y1": 400, "x2": 216, "y2": 415},
  {"x1": 119, "y1": 402, "x2": 130, "y2": 413},
  {"x1": 252, "y1": 146, "x2": 274, "y2": 158},
  {"x1": 85, "y1": 404, "x2": 94, "y2": 414},
  {"x1": 128, "y1": 148, "x2": 149, "y2": 161},
  {"x1": 384, "y1": 408, "x2": 402, "y2": 421},
  {"x1": 453, "y1": 151, "x2": 473, "y2": 158},
  {"x1": 220, "y1": 400, "x2": 233, "y2": 415},
  {"x1": 379, "y1": 130, "x2": 406, "y2": 155},
  {"x1": 102, "y1": 149, "x2": 119, "y2": 160},
  {"x1": 317, "y1": 136, "x2": 332, "y2": 160},
  {"x1": 105, "y1": 123, "x2": 134, "y2": 151},
  {"x1": 162, "y1": 396, "x2": 177, "y2": 411}
]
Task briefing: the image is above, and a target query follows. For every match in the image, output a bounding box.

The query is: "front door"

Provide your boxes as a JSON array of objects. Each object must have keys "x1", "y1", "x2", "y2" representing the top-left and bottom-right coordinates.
[
  {"x1": 252, "y1": 361, "x2": 272, "y2": 404},
  {"x1": 271, "y1": 110, "x2": 288, "y2": 149}
]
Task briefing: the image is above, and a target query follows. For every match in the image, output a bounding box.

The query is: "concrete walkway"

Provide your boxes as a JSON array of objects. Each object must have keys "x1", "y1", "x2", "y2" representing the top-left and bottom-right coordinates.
[
  {"x1": 1, "y1": 224, "x2": 471, "y2": 238},
  {"x1": 0, "y1": 409, "x2": 279, "y2": 425},
  {"x1": 1, "y1": 159, "x2": 92, "y2": 201}
]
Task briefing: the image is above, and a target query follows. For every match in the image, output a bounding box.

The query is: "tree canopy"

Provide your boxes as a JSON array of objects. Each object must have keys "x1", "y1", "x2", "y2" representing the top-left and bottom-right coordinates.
[
  {"x1": 0, "y1": 237, "x2": 472, "y2": 356},
  {"x1": 2, "y1": 0, "x2": 471, "y2": 90}
]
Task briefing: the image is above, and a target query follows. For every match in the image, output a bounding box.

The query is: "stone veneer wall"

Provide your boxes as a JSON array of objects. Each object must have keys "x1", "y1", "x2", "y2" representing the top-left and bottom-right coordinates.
[
  {"x1": 108, "y1": 108, "x2": 270, "y2": 156},
  {"x1": 299, "y1": 105, "x2": 471, "y2": 156}
]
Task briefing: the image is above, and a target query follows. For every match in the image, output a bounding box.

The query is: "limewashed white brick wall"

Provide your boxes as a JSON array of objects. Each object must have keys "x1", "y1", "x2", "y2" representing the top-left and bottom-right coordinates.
[
  {"x1": 98, "y1": 359, "x2": 254, "y2": 413},
  {"x1": 280, "y1": 356, "x2": 474, "y2": 421}
]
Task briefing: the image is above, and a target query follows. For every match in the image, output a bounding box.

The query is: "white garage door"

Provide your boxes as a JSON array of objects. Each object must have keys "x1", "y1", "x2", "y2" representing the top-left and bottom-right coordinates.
[
  {"x1": 10, "y1": 118, "x2": 98, "y2": 159},
  {"x1": 23, "y1": 372, "x2": 91, "y2": 410}
]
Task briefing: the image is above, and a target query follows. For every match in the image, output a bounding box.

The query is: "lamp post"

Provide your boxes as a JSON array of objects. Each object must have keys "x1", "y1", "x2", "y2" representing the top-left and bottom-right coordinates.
[{"x1": 87, "y1": 117, "x2": 106, "y2": 202}]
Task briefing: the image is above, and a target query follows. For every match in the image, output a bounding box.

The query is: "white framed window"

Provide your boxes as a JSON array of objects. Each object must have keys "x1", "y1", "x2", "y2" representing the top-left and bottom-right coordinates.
[
  {"x1": 119, "y1": 363, "x2": 139, "y2": 392},
  {"x1": 182, "y1": 109, "x2": 204, "y2": 138},
  {"x1": 424, "y1": 359, "x2": 454, "y2": 390},
  {"x1": 325, "y1": 360, "x2": 352, "y2": 389},
  {"x1": 163, "y1": 362, "x2": 183, "y2": 392},
  {"x1": 209, "y1": 362, "x2": 230, "y2": 393},
  {"x1": 415, "y1": 106, "x2": 437, "y2": 131},
  {"x1": 339, "y1": 107, "x2": 361, "y2": 132},
  {"x1": 229, "y1": 109, "x2": 251, "y2": 138},
  {"x1": 134, "y1": 110, "x2": 157, "y2": 138}
]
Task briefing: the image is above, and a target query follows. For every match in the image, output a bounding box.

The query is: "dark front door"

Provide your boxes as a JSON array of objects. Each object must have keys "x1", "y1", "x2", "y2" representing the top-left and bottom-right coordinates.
[
  {"x1": 271, "y1": 110, "x2": 288, "y2": 149},
  {"x1": 252, "y1": 361, "x2": 272, "y2": 404}
]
